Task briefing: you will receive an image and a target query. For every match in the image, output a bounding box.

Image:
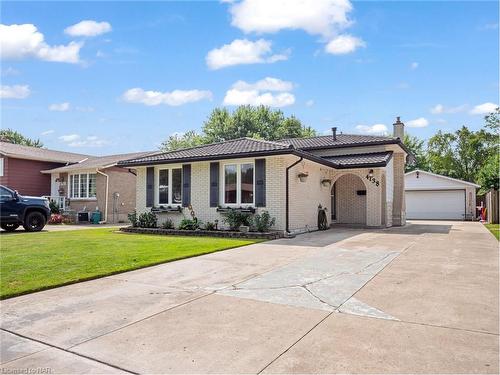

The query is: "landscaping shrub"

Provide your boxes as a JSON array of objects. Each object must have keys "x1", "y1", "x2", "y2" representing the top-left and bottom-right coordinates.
[
  {"x1": 178, "y1": 218, "x2": 200, "y2": 230},
  {"x1": 252, "y1": 211, "x2": 276, "y2": 232},
  {"x1": 49, "y1": 200, "x2": 60, "y2": 214},
  {"x1": 48, "y1": 214, "x2": 63, "y2": 224},
  {"x1": 128, "y1": 211, "x2": 138, "y2": 227},
  {"x1": 222, "y1": 209, "x2": 252, "y2": 231},
  {"x1": 137, "y1": 212, "x2": 158, "y2": 228},
  {"x1": 161, "y1": 219, "x2": 174, "y2": 229},
  {"x1": 204, "y1": 221, "x2": 216, "y2": 231}
]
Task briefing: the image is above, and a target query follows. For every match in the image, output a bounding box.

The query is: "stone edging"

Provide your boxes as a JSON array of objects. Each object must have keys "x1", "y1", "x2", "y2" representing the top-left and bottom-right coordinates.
[{"x1": 120, "y1": 226, "x2": 282, "y2": 239}]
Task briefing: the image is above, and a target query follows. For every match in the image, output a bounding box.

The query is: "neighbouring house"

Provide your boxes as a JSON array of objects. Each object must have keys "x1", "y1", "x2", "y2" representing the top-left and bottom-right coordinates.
[
  {"x1": 42, "y1": 152, "x2": 154, "y2": 223},
  {"x1": 405, "y1": 170, "x2": 479, "y2": 220},
  {"x1": 118, "y1": 117, "x2": 414, "y2": 234},
  {"x1": 0, "y1": 141, "x2": 88, "y2": 196}
]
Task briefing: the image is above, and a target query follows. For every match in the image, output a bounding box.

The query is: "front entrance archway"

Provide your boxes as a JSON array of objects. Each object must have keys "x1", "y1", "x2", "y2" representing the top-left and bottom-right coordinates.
[{"x1": 331, "y1": 173, "x2": 367, "y2": 225}]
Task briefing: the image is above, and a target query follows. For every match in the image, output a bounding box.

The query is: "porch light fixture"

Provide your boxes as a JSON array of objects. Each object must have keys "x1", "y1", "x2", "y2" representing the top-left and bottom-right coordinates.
[
  {"x1": 368, "y1": 169, "x2": 374, "y2": 178},
  {"x1": 321, "y1": 178, "x2": 332, "y2": 187},
  {"x1": 298, "y1": 171, "x2": 309, "y2": 183}
]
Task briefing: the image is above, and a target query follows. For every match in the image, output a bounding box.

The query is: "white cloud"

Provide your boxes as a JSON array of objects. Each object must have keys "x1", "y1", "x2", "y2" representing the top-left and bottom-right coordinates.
[
  {"x1": 0, "y1": 84, "x2": 30, "y2": 99},
  {"x1": 59, "y1": 134, "x2": 108, "y2": 147},
  {"x1": 469, "y1": 102, "x2": 498, "y2": 115},
  {"x1": 325, "y1": 34, "x2": 365, "y2": 55},
  {"x1": 206, "y1": 39, "x2": 288, "y2": 70},
  {"x1": 430, "y1": 104, "x2": 467, "y2": 114},
  {"x1": 229, "y1": 0, "x2": 353, "y2": 37},
  {"x1": 355, "y1": 123, "x2": 388, "y2": 135},
  {"x1": 410, "y1": 62, "x2": 419, "y2": 70},
  {"x1": 306, "y1": 99, "x2": 314, "y2": 107},
  {"x1": 122, "y1": 88, "x2": 213, "y2": 106},
  {"x1": 0, "y1": 24, "x2": 82, "y2": 63},
  {"x1": 228, "y1": 0, "x2": 364, "y2": 54},
  {"x1": 64, "y1": 20, "x2": 112, "y2": 37},
  {"x1": 49, "y1": 102, "x2": 70, "y2": 112},
  {"x1": 223, "y1": 89, "x2": 295, "y2": 107},
  {"x1": 1, "y1": 67, "x2": 19, "y2": 76},
  {"x1": 232, "y1": 77, "x2": 294, "y2": 92},
  {"x1": 406, "y1": 117, "x2": 429, "y2": 128},
  {"x1": 41, "y1": 129, "x2": 54, "y2": 136},
  {"x1": 223, "y1": 77, "x2": 295, "y2": 107}
]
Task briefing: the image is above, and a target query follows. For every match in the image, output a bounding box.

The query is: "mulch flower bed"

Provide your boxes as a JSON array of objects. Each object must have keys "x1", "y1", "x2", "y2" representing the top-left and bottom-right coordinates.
[{"x1": 120, "y1": 226, "x2": 282, "y2": 240}]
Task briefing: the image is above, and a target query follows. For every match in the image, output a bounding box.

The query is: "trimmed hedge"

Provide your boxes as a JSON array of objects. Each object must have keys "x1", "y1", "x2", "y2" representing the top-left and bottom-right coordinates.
[{"x1": 120, "y1": 226, "x2": 282, "y2": 240}]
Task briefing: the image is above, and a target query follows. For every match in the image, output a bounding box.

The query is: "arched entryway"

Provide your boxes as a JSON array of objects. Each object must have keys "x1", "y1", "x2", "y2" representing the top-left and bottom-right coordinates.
[{"x1": 331, "y1": 173, "x2": 367, "y2": 225}]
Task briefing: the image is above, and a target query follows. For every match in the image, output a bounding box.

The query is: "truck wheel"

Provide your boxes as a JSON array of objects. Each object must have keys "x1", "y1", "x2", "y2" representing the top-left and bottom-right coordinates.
[
  {"x1": 1, "y1": 223, "x2": 20, "y2": 232},
  {"x1": 23, "y1": 212, "x2": 46, "y2": 232}
]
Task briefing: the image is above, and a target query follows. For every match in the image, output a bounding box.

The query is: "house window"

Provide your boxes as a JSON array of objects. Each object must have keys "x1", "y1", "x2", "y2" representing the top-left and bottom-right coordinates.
[
  {"x1": 223, "y1": 163, "x2": 254, "y2": 205},
  {"x1": 69, "y1": 173, "x2": 96, "y2": 199},
  {"x1": 0, "y1": 158, "x2": 4, "y2": 177},
  {"x1": 157, "y1": 168, "x2": 182, "y2": 205}
]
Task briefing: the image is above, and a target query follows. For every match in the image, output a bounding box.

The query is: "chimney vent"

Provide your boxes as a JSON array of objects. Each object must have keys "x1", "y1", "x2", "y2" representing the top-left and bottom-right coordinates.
[{"x1": 332, "y1": 127, "x2": 337, "y2": 141}]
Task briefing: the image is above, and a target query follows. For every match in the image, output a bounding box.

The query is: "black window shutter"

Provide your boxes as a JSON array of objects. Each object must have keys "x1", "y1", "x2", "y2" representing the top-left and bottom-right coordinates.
[
  {"x1": 209, "y1": 162, "x2": 219, "y2": 207},
  {"x1": 182, "y1": 164, "x2": 191, "y2": 207},
  {"x1": 255, "y1": 158, "x2": 266, "y2": 207},
  {"x1": 146, "y1": 167, "x2": 154, "y2": 207}
]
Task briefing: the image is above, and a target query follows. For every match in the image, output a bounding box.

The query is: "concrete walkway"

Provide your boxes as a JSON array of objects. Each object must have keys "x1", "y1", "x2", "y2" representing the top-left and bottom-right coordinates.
[{"x1": 1, "y1": 221, "x2": 498, "y2": 373}]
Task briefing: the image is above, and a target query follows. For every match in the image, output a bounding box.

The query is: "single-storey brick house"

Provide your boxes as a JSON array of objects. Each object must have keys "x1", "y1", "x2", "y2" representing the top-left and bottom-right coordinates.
[
  {"x1": 118, "y1": 118, "x2": 413, "y2": 234},
  {"x1": 43, "y1": 152, "x2": 154, "y2": 223}
]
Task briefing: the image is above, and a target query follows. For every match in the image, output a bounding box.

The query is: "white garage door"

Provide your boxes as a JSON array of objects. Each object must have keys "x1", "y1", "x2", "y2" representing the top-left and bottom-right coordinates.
[{"x1": 406, "y1": 190, "x2": 465, "y2": 220}]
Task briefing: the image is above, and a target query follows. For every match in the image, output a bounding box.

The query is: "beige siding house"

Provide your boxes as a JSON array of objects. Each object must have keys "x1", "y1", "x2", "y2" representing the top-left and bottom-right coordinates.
[
  {"x1": 43, "y1": 152, "x2": 153, "y2": 223},
  {"x1": 119, "y1": 118, "x2": 413, "y2": 234}
]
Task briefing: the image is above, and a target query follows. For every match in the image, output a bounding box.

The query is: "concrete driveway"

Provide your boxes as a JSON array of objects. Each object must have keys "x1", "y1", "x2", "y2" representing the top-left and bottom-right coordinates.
[{"x1": 1, "y1": 221, "x2": 498, "y2": 374}]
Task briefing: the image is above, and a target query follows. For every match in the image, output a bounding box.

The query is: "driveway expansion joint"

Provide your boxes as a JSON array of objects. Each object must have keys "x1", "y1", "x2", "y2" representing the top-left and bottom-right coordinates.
[{"x1": 1, "y1": 328, "x2": 137, "y2": 374}]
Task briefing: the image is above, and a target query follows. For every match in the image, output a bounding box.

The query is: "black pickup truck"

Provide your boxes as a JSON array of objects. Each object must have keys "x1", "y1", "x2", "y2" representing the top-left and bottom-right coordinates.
[{"x1": 0, "y1": 185, "x2": 51, "y2": 232}]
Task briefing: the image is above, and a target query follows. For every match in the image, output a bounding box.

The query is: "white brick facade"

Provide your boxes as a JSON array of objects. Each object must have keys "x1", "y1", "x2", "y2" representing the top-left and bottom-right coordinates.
[{"x1": 134, "y1": 149, "x2": 408, "y2": 233}]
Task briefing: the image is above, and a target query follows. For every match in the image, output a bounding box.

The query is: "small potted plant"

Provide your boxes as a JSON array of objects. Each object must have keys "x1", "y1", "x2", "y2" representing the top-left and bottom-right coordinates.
[{"x1": 298, "y1": 171, "x2": 309, "y2": 182}]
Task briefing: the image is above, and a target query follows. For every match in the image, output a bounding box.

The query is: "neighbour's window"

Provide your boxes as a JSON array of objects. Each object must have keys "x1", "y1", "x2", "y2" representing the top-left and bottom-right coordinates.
[
  {"x1": 69, "y1": 173, "x2": 97, "y2": 199},
  {"x1": 0, "y1": 158, "x2": 4, "y2": 177},
  {"x1": 157, "y1": 168, "x2": 182, "y2": 205},
  {"x1": 223, "y1": 163, "x2": 255, "y2": 205}
]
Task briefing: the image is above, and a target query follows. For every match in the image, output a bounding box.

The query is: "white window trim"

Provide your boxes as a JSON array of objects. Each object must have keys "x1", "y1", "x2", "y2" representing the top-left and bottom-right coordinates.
[
  {"x1": 0, "y1": 157, "x2": 4, "y2": 177},
  {"x1": 68, "y1": 172, "x2": 97, "y2": 200},
  {"x1": 155, "y1": 166, "x2": 183, "y2": 206},
  {"x1": 221, "y1": 161, "x2": 255, "y2": 207}
]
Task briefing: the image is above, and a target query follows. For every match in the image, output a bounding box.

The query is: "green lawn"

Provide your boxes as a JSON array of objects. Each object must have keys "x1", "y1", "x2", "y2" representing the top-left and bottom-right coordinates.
[
  {"x1": 485, "y1": 223, "x2": 500, "y2": 240},
  {"x1": 0, "y1": 228, "x2": 259, "y2": 299}
]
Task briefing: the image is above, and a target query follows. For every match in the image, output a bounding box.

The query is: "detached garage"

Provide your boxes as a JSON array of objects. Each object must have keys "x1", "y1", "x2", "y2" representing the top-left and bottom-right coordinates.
[{"x1": 405, "y1": 170, "x2": 479, "y2": 220}]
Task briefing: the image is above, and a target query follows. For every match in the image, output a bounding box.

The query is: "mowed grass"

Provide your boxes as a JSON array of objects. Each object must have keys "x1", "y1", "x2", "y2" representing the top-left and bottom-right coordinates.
[
  {"x1": 485, "y1": 223, "x2": 499, "y2": 240},
  {"x1": 0, "y1": 228, "x2": 259, "y2": 299}
]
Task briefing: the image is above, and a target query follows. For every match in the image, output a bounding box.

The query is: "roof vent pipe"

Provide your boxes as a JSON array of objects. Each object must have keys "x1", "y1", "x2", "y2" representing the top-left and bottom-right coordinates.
[{"x1": 332, "y1": 127, "x2": 337, "y2": 141}]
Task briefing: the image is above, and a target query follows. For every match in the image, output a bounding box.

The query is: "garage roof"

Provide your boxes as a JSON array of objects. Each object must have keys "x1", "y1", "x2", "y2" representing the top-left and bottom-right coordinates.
[{"x1": 405, "y1": 170, "x2": 480, "y2": 189}]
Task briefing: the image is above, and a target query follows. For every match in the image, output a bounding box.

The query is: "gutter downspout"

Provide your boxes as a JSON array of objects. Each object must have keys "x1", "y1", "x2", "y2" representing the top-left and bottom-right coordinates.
[
  {"x1": 96, "y1": 169, "x2": 109, "y2": 223},
  {"x1": 285, "y1": 156, "x2": 303, "y2": 234}
]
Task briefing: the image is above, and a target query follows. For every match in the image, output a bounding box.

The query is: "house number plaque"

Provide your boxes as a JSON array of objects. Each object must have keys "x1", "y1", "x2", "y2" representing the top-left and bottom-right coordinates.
[{"x1": 365, "y1": 175, "x2": 380, "y2": 187}]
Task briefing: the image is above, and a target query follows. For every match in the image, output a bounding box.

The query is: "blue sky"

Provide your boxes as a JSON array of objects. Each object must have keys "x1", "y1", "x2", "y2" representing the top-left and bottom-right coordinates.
[{"x1": 1, "y1": 0, "x2": 498, "y2": 155}]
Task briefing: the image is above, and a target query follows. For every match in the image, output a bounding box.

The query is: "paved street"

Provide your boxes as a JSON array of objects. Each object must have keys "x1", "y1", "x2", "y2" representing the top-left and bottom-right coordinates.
[{"x1": 1, "y1": 221, "x2": 498, "y2": 374}]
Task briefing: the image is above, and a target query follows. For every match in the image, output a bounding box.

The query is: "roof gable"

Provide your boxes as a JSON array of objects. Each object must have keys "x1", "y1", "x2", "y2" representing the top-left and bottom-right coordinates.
[{"x1": 405, "y1": 170, "x2": 480, "y2": 189}]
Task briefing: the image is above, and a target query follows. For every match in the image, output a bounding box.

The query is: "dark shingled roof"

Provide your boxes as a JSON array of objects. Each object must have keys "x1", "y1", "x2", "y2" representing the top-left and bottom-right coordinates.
[
  {"x1": 118, "y1": 134, "x2": 412, "y2": 167},
  {"x1": 118, "y1": 138, "x2": 293, "y2": 166},
  {"x1": 322, "y1": 152, "x2": 393, "y2": 169},
  {"x1": 281, "y1": 134, "x2": 400, "y2": 150}
]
